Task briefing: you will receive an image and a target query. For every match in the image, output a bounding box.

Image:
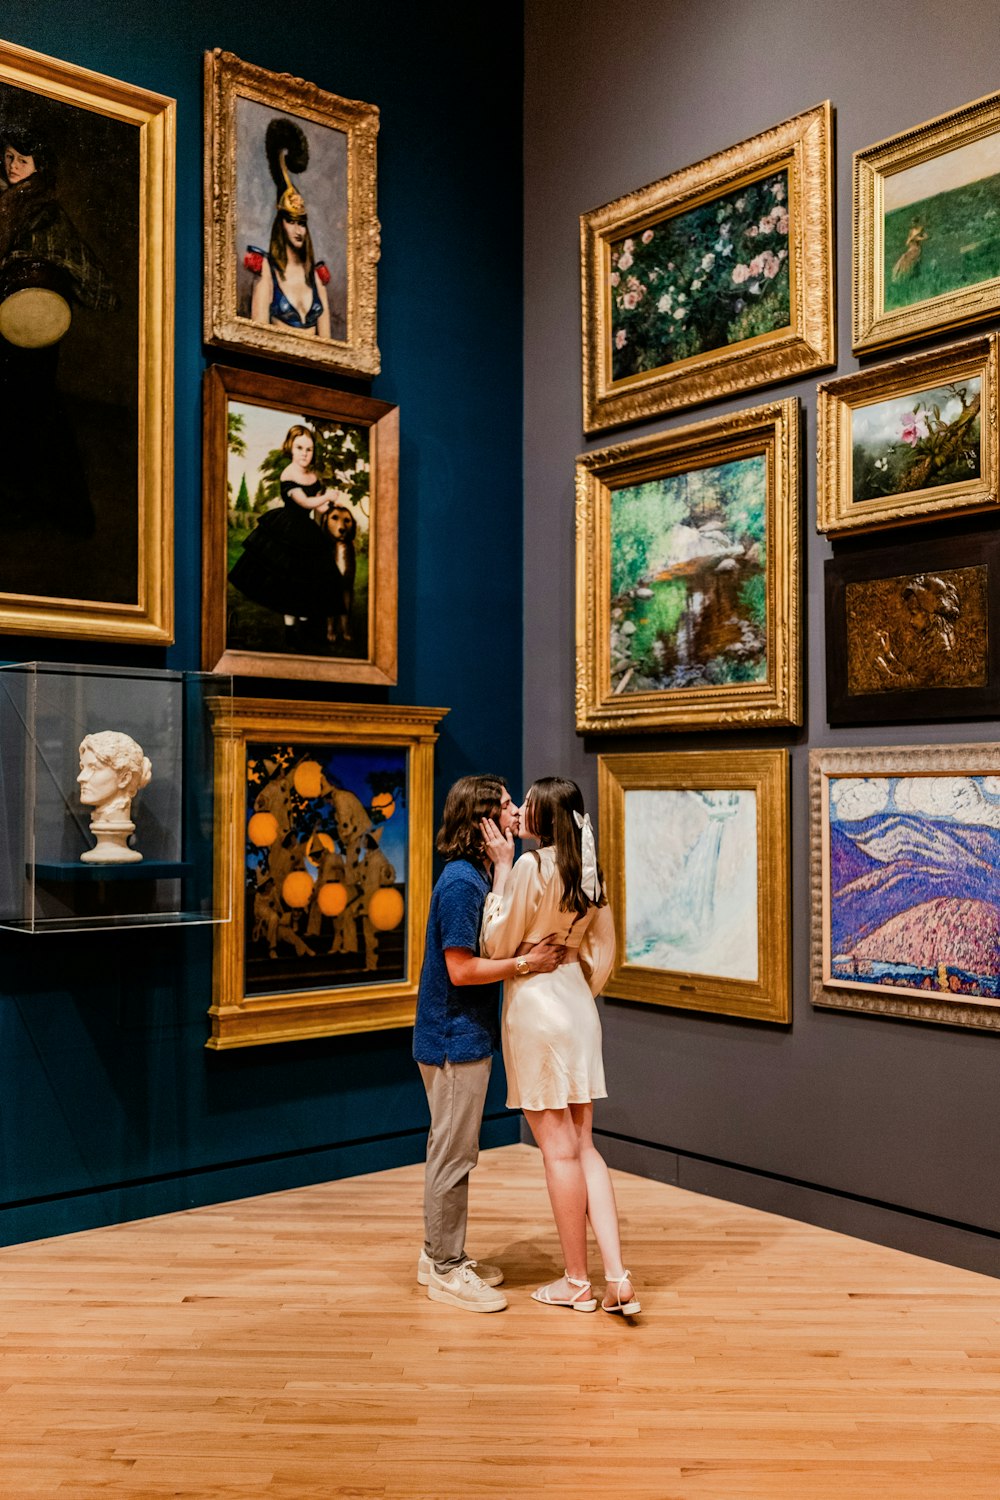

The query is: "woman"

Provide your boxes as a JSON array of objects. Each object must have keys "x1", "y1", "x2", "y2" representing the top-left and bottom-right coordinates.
[
  {"x1": 481, "y1": 777, "x2": 640, "y2": 1316},
  {"x1": 245, "y1": 118, "x2": 331, "y2": 338},
  {"x1": 228, "y1": 424, "x2": 335, "y2": 643}
]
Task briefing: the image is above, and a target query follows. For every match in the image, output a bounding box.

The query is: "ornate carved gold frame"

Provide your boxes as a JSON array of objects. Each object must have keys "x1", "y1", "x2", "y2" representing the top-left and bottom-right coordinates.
[
  {"x1": 580, "y1": 102, "x2": 834, "y2": 434},
  {"x1": 811, "y1": 743, "x2": 1000, "y2": 1032},
  {"x1": 854, "y1": 90, "x2": 1000, "y2": 353},
  {"x1": 576, "y1": 398, "x2": 801, "y2": 733},
  {"x1": 207, "y1": 698, "x2": 446, "y2": 1049},
  {"x1": 0, "y1": 39, "x2": 174, "y2": 644},
  {"x1": 204, "y1": 50, "x2": 380, "y2": 379},
  {"x1": 817, "y1": 333, "x2": 999, "y2": 534},
  {"x1": 599, "y1": 749, "x2": 790, "y2": 1023}
]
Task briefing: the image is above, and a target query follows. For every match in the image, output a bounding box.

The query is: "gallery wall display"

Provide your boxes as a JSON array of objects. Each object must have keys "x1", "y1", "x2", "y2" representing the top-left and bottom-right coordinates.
[
  {"x1": 207, "y1": 697, "x2": 446, "y2": 1049},
  {"x1": 811, "y1": 743, "x2": 1000, "y2": 1032},
  {"x1": 204, "y1": 49, "x2": 380, "y2": 379},
  {"x1": 0, "y1": 38, "x2": 174, "y2": 644},
  {"x1": 854, "y1": 90, "x2": 1000, "y2": 353},
  {"x1": 825, "y1": 528, "x2": 1000, "y2": 726},
  {"x1": 576, "y1": 397, "x2": 800, "y2": 733},
  {"x1": 598, "y1": 749, "x2": 790, "y2": 1023},
  {"x1": 202, "y1": 364, "x2": 398, "y2": 685},
  {"x1": 817, "y1": 333, "x2": 998, "y2": 534},
  {"x1": 0, "y1": 662, "x2": 230, "y2": 934},
  {"x1": 580, "y1": 102, "x2": 834, "y2": 433}
]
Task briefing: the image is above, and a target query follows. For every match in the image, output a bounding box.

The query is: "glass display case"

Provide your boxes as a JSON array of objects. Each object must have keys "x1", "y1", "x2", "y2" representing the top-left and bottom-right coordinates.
[{"x1": 0, "y1": 663, "x2": 232, "y2": 933}]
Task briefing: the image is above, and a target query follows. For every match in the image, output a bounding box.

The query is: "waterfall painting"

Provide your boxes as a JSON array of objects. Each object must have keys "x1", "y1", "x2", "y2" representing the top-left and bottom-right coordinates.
[
  {"x1": 811, "y1": 744, "x2": 1000, "y2": 1032},
  {"x1": 598, "y1": 748, "x2": 790, "y2": 1023},
  {"x1": 623, "y1": 788, "x2": 758, "y2": 981}
]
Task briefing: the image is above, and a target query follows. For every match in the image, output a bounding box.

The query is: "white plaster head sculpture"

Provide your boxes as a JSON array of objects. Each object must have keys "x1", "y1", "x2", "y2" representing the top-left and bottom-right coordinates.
[{"x1": 77, "y1": 730, "x2": 153, "y2": 864}]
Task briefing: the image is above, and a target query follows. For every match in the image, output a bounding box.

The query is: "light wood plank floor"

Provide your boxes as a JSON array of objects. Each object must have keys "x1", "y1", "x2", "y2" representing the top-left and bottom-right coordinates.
[{"x1": 0, "y1": 1143, "x2": 997, "y2": 1498}]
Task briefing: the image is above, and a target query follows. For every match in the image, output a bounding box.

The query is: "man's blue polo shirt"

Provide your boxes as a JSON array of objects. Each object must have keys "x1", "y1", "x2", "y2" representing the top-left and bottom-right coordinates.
[{"x1": 412, "y1": 858, "x2": 500, "y2": 1066}]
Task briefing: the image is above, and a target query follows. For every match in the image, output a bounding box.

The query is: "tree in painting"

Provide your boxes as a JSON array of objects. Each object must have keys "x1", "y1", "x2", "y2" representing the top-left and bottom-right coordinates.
[
  {"x1": 610, "y1": 454, "x2": 767, "y2": 694},
  {"x1": 852, "y1": 381, "x2": 981, "y2": 503}
]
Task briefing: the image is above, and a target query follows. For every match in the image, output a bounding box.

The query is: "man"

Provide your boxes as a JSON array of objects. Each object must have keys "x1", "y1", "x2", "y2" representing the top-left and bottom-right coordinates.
[{"x1": 413, "y1": 774, "x2": 564, "y2": 1313}]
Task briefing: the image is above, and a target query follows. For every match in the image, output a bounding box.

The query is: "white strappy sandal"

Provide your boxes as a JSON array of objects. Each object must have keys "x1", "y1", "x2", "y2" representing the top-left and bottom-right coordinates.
[
  {"x1": 531, "y1": 1272, "x2": 598, "y2": 1312},
  {"x1": 602, "y1": 1270, "x2": 641, "y2": 1316}
]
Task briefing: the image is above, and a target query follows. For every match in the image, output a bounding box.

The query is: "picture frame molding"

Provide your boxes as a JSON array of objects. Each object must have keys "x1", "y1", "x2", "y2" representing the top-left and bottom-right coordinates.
[
  {"x1": 201, "y1": 362, "x2": 399, "y2": 685},
  {"x1": 207, "y1": 697, "x2": 447, "y2": 1049},
  {"x1": 576, "y1": 396, "x2": 801, "y2": 733},
  {"x1": 580, "y1": 100, "x2": 835, "y2": 433},
  {"x1": 598, "y1": 748, "x2": 790, "y2": 1023},
  {"x1": 817, "y1": 332, "x2": 998, "y2": 534},
  {"x1": 853, "y1": 88, "x2": 1000, "y2": 354},
  {"x1": 0, "y1": 37, "x2": 175, "y2": 644},
  {"x1": 811, "y1": 743, "x2": 1000, "y2": 1031},
  {"x1": 203, "y1": 49, "x2": 380, "y2": 379}
]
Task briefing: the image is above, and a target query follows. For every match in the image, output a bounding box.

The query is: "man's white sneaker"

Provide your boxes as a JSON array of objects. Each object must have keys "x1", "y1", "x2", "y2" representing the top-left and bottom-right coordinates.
[
  {"x1": 427, "y1": 1262, "x2": 507, "y2": 1312},
  {"x1": 417, "y1": 1250, "x2": 503, "y2": 1287}
]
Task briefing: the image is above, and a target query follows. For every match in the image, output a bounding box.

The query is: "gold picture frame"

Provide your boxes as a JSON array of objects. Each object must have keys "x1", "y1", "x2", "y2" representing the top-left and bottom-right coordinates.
[
  {"x1": 811, "y1": 743, "x2": 1000, "y2": 1032},
  {"x1": 817, "y1": 333, "x2": 998, "y2": 534},
  {"x1": 204, "y1": 49, "x2": 380, "y2": 379},
  {"x1": 599, "y1": 749, "x2": 790, "y2": 1023},
  {"x1": 202, "y1": 363, "x2": 398, "y2": 685},
  {"x1": 854, "y1": 90, "x2": 1000, "y2": 353},
  {"x1": 581, "y1": 101, "x2": 834, "y2": 434},
  {"x1": 0, "y1": 38, "x2": 174, "y2": 643},
  {"x1": 207, "y1": 698, "x2": 447, "y2": 1049},
  {"x1": 576, "y1": 397, "x2": 801, "y2": 733}
]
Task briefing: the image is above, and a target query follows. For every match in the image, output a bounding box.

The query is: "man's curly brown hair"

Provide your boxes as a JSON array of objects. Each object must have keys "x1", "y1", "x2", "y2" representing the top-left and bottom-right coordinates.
[{"x1": 435, "y1": 774, "x2": 507, "y2": 863}]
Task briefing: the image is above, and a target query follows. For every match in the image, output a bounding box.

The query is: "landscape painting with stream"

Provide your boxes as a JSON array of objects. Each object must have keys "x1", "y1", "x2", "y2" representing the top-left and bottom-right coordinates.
[{"x1": 609, "y1": 453, "x2": 768, "y2": 696}]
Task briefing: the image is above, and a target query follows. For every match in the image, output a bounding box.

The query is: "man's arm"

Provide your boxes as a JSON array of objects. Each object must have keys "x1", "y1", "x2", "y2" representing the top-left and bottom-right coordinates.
[{"x1": 445, "y1": 938, "x2": 564, "y2": 987}]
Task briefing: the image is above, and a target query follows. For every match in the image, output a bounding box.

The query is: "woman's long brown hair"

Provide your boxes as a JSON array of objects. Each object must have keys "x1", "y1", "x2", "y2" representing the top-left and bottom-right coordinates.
[{"x1": 524, "y1": 776, "x2": 605, "y2": 918}]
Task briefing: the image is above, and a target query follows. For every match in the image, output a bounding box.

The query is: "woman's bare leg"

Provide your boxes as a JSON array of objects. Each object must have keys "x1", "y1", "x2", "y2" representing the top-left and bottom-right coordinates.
[
  {"x1": 522, "y1": 1106, "x2": 589, "y2": 1287},
  {"x1": 569, "y1": 1103, "x2": 635, "y2": 1304}
]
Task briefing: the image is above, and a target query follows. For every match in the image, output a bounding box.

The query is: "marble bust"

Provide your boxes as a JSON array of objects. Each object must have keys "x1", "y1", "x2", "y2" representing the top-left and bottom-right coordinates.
[{"x1": 77, "y1": 730, "x2": 153, "y2": 864}]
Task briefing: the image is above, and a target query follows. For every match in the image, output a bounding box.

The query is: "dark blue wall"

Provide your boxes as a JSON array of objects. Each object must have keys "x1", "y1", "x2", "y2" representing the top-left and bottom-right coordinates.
[{"x1": 0, "y1": 1, "x2": 524, "y2": 1244}]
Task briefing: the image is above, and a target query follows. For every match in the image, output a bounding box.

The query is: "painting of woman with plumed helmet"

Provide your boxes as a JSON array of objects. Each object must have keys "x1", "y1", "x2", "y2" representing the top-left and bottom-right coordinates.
[
  {"x1": 205, "y1": 51, "x2": 380, "y2": 379},
  {"x1": 0, "y1": 40, "x2": 172, "y2": 642}
]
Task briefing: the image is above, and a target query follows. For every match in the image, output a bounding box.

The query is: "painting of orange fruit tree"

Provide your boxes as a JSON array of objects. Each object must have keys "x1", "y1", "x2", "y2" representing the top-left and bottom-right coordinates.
[{"x1": 244, "y1": 741, "x2": 407, "y2": 996}]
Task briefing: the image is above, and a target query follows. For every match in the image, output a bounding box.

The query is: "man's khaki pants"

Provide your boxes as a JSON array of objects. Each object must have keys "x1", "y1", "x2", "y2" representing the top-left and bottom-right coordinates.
[{"x1": 418, "y1": 1056, "x2": 492, "y2": 1274}]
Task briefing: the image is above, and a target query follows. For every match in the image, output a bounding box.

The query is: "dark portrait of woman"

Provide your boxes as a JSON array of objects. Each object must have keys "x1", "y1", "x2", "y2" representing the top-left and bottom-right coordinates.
[
  {"x1": 244, "y1": 118, "x2": 331, "y2": 339},
  {"x1": 0, "y1": 114, "x2": 118, "y2": 535}
]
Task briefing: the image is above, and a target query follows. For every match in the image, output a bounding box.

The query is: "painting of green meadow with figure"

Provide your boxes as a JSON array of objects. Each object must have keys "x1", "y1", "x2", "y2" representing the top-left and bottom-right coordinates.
[
  {"x1": 609, "y1": 170, "x2": 791, "y2": 383},
  {"x1": 852, "y1": 377, "x2": 981, "y2": 504},
  {"x1": 610, "y1": 454, "x2": 767, "y2": 696},
  {"x1": 882, "y1": 134, "x2": 1000, "y2": 314}
]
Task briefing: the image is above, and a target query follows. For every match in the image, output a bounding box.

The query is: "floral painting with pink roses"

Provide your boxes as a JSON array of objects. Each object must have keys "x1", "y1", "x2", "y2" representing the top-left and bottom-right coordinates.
[
  {"x1": 850, "y1": 377, "x2": 981, "y2": 504},
  {"x1": 609, "y1": 169, "x2": 790, "y2": 383}
]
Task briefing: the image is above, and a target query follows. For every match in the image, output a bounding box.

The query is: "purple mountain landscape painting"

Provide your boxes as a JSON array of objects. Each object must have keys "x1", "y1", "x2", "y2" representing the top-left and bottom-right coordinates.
[{"x1": 827, "y1": 774, "x2": 1000, "y2": 1000}]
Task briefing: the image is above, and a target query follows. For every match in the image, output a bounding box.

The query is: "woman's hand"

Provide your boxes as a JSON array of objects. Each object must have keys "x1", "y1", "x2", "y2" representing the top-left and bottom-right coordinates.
[{"x1": 480, "y1": 816, "x2": 514, "y2": 872}]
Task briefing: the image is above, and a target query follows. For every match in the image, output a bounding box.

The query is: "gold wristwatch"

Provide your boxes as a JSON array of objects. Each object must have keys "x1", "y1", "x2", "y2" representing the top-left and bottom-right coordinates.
[{"x1": 514, "y1": 956, "x2": 530, "y2": 977}]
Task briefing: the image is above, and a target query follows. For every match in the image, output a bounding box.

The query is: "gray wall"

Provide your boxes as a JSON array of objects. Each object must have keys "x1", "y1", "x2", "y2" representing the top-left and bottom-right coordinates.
[{"x1": 523, "y1": 0, "x2": 1000, "y2": 1272}]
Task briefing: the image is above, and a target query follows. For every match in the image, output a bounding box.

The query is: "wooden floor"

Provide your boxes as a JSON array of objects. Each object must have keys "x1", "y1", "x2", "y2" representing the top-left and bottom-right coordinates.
[{"x1": 1, "y1": 1143, "x2": 998, "y2": 1499}]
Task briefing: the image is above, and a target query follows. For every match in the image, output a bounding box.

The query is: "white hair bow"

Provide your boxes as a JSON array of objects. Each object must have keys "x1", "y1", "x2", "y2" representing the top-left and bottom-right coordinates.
[{"x1": 573, "y1": 810, "x2": 600, "y2": 902}]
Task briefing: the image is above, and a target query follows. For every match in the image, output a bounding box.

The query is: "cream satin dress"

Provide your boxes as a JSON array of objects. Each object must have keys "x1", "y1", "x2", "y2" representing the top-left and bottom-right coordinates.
[{"x1": 481, "y1": 847, "x2": 616, "y2": 1110}]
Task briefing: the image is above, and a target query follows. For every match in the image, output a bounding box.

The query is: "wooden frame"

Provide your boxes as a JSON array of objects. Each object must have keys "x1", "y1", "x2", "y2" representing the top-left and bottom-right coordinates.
[
  {"x1": 204, "y1": 50, "x2": 380, "y2": 379},
  {"x1": 207, "y1": 698, "x2": 447, "y2": 1049},
  {"x1": 818, "y1": 333, "x2": 998, "y2": 534},
  {"x1": 576, "y1": 398, "x2": 800, "y2": 733},
  {"x1": 599, "y1": 750, "x2": 790, "y2": 1023},
  {"x1": 581, "y1": 102, "x2": 834, "y2": 434},
  {"x1": 811, "y1": 743, "x2": 1000, "y2": 1031},
  {"x1": 825, "y1": 528, "x2": 1000, "y2": 725},
  {"x1": 854, "y1": 90, "x2": 1000, "y2": 353},
  {"x1": 202, "y1": 364, "x2": 398, "y2": 685},
  {"x1": 0, "y1": 39, "x2": 174, "y2": 643}
]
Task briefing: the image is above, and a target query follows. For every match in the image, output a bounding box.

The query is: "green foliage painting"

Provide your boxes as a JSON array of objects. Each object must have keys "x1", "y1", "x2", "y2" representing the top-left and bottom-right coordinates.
[
  {"x1": 851, "y1": 379, "x2": 981, "y2": 503},
  {"x1": 610, "y1": 454, "x2": 768, "y2": 694},
  {"x1": 610, "y1": 171, "x2": 790, "y2": 382}
]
